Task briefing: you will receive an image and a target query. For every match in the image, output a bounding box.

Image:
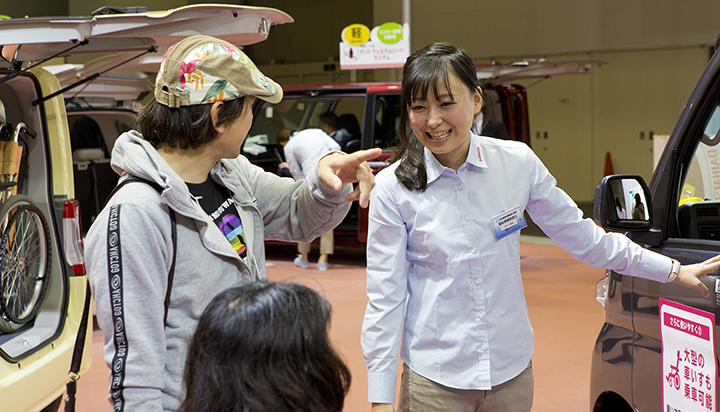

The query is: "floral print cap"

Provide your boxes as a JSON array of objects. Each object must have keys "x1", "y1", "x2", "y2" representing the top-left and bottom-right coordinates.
[{"x1": 154, "y1": 35, "x2": 282, "y2": 108}]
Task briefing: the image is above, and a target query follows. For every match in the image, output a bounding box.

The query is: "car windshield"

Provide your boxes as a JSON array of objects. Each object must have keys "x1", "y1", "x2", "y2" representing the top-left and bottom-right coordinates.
[
  {"x1": 244, "y1": 96, "x2": 365, "y2": 172},
  {"x1": 243, "y1": 91, "x2": 401, "y2": 174},
  {"x1": 248, "y1": 97, "x2": 363, "y2": 147}
]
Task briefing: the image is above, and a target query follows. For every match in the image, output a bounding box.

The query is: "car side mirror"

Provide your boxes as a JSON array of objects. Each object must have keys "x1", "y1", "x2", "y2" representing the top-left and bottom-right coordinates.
[{"x1": 593, "y1": 174, "x2": 652, "y2": 231}]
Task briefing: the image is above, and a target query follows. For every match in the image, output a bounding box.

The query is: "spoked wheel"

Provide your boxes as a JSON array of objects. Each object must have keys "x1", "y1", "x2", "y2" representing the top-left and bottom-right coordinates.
[{"x1": 0, "y1": 195, "x2": 51, "y2": 333}]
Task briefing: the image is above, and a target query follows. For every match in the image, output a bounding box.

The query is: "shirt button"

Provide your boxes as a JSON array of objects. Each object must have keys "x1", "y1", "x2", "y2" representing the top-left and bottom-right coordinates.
[
  {"x1": 465, "y1": 216, "x2": 471, "y2": 221},
  {"x1": 470, "y1": 248, "x2": 476, "y2": 254},
  {"x1": 478, "y1": 313, "x2": 484, "y2": 319},
  {"x1": 481, "y1": 345, "x2": 487, "y2": 351},
  {"x1": 474, "y1": 279, "x2": 480, "y2": 285},
  {"x1": 458, "y1": 185, "x2": 463, "y2": 191}
]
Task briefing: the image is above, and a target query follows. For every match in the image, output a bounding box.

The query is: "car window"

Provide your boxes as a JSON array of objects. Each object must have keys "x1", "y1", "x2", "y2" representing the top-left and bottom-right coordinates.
[
  {"x1": 682, "y1": 102, "x2": 720, "y2": 203},
  {"x1": 69, "y1": 115, "x2": 107, "y2": 153},
  {"x1": 677, "y1": 95, "x2": 720, "y2": 240},
  {"x1": 334, "y1": 98, "x2": 364, "y2": 133},
  {"x1": 374, "y1": 94, "x2": 401, "y2": 149},
  {"x1": 68, "y1": 111, "x2": 137, "y2": 158}
]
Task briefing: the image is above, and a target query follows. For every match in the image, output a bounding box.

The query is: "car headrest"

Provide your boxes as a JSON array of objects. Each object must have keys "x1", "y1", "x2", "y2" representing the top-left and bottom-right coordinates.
[
  {"x1": 338, "y1": 114, "x2": 360, "y2": 134},
  {"x1": 72, "y1": 148, "x2": 106, "y2": 162}
]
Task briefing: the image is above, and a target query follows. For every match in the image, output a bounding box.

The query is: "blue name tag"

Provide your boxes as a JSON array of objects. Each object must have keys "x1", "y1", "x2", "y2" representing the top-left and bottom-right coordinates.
[{"x1": 491, "y1": 207, "x2": 527, "y2": 240}]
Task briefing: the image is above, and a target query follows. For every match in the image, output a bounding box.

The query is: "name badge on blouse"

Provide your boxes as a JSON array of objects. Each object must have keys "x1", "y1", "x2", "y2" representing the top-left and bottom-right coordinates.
[{"x1": 491, "y1": 207, "x2": 527, "y2": 240}]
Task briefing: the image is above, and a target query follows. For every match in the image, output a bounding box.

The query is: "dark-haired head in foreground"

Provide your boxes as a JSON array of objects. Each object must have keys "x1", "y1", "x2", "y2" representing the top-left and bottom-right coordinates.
[{"x1": 180, "y1": 281, "x2": 351, "y2": 412}]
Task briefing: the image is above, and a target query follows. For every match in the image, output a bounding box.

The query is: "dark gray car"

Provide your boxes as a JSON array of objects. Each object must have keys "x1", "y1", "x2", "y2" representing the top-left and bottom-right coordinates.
[{"x1": 591, "y1": 34, "x2": 720, "y2": 411}]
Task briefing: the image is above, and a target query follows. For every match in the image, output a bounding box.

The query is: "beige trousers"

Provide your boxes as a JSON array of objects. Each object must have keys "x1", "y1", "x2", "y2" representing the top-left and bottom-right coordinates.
[
  {"x1": 297, "y1": 231, "x2": 334, "y2": 255},
  {"x1": 397, "y1": 361, "x2": 533, "y2": 412}
]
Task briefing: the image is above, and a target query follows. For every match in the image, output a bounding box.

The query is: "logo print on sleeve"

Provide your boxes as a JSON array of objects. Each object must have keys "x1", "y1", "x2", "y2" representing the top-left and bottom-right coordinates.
[{"x1": 106, "y1": 204, "x2": 127, "y2": 411}]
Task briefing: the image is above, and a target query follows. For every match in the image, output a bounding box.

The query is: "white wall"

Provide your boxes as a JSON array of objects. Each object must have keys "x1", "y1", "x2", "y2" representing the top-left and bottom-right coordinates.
[
  {"x1": 0, "y1": 0, "x2": 67, "y2": 18},
  {"x1": 512, "y1": 46, "x2": 710, "y2": 201},
  {"x1": 407, "y1": 0, "x2": 719, "y2": 60}
]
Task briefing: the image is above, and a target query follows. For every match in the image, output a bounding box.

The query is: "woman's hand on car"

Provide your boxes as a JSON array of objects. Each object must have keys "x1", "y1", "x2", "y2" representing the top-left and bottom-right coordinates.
[
  {"x1": 318, "y1": 148, "x2": 382, "y2": 208},
  {"x1": 676, "y1": 255, "x2": 720, "y2": 298}
]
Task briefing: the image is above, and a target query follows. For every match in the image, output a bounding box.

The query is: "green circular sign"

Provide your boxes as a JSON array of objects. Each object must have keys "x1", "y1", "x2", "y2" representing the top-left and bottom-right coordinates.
[{"x1": 377, "y1": 22, "x2": 403, "y2": 44}]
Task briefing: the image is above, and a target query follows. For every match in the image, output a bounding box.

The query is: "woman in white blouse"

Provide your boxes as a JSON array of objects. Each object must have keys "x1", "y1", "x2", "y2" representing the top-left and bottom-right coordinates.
[{"x1": 362, "y1": 42, "x2": 720, "y2": 412}]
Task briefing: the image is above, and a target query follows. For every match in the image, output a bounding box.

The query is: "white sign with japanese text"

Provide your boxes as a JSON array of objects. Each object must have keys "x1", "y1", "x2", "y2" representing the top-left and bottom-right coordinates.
[
  {"x1": 660, "y1": 298, "x2": 716, "y2": 411},
  {"x1": 339, "y1": 22, "x2": 409, "y2": 70}
]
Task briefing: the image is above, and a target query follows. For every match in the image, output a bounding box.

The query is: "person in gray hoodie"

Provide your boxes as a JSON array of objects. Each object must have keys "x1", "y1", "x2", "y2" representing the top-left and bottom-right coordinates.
[{"x1": 85, "y1": 35, "x2": 381, "y2": 412}]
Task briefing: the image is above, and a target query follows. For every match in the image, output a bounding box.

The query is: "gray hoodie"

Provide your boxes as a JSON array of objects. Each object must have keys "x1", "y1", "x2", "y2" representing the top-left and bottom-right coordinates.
[{"x1": 86, "y1": 131, "x2": 352, "y2": 411}]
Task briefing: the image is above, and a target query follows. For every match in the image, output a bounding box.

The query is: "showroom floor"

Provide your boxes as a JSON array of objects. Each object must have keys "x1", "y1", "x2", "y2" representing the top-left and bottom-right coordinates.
[{"x1": 72, "y1": 236, "x2": 606, "y2": 412}]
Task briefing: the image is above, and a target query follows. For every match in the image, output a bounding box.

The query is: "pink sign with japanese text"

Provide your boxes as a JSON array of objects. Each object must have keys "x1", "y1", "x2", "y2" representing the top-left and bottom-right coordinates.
[{"x1": 660, "y1": 298, "x2": 716, "y2": 411}]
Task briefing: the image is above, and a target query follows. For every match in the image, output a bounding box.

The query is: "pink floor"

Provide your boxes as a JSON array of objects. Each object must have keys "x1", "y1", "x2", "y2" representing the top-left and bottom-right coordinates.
[{"x1": 72, "y1": 238, "x2": 606, "y2": 411}]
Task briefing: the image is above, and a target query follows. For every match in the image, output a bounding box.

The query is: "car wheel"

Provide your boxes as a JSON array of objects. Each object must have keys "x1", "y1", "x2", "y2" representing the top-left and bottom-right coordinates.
[
  {"x1": 593, "y1": 391, "x2": 633, "y2": 412},
  {"x1": 0, "y1": 195, "x2": 52, "y2": 332}
]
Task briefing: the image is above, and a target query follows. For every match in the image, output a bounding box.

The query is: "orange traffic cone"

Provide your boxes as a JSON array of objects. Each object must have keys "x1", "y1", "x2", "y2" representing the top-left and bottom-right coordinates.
[{"x1": 604, "y1": 152, "x2": 614, "y2": 176}]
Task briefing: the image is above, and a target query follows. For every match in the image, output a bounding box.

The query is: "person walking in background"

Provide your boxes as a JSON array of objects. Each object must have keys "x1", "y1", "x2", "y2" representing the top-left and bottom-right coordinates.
[
  {"x1": 180, "y1": 281, "x2": 351, "y2": 412},
  {"x1": 362, "y1": 42, "x2": 720, "y2": 412},
  {"x1": 85, "y1": 35, "x2": 380, "y2": 411},
  {"x1": 279, "y1": 126, "x2": 342, "y2": 270}
]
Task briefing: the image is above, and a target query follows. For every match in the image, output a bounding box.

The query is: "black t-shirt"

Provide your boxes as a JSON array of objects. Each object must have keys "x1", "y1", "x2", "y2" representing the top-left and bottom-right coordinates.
[{"x1": 186, "y1": 176, "x2": 248, "y2": 260}]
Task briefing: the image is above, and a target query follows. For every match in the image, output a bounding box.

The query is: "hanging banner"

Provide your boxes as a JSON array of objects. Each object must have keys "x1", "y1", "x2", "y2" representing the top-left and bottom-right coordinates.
[
  {"x1": 660, "y1": 298, "x2": 716, "y2": 412},
  {"x1": 339, "y1": 22, "x2": 409, "y2": 70}
]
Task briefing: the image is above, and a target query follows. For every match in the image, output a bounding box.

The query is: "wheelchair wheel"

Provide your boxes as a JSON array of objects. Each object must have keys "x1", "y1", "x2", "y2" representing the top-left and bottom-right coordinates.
[{"x1": 0, "y1": 195, "x2": 51, "y2": 332}]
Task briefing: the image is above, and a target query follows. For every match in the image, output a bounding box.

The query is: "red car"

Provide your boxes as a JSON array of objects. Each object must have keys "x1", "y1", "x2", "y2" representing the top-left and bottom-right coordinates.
[{"x1": 244, "y1": 59, "x2": 600, "y2": 247}]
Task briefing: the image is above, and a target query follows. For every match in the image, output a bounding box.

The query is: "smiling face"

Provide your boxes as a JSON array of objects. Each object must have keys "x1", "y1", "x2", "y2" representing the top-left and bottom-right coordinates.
[{"x1": 407, "y1": 72, "x2": 483, "y2": 171}]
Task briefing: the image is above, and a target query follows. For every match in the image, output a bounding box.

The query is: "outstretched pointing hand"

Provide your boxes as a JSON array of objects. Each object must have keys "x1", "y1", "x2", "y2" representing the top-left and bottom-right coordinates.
[{"x1": 318, "y1": 148, "x2": 383, "y2": 208}]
